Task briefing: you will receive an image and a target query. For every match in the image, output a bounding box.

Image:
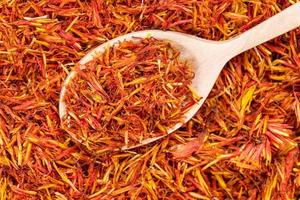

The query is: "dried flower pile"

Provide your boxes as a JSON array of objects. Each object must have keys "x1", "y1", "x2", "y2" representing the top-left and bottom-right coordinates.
[
  {"x1": 0, "y1": 0, "x2": 299, "y2": 199},
  {"x1": 62, "y1": 37, "x2": 198, "y2": 152}
]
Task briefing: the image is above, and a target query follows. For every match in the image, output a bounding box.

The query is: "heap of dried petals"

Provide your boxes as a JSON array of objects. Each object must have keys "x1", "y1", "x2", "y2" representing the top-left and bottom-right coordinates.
[{"x1": 0, "y1": 0, "x2": 299, "y2": 199}]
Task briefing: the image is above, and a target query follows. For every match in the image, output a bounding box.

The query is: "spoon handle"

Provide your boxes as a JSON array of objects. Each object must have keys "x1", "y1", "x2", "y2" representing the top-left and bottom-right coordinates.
[{"x1": 233, "y1": 2, "x2": 300, "y2": 55}]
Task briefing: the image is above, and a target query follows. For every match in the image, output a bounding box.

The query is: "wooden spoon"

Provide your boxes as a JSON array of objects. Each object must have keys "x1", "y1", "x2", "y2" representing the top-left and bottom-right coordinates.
[{"x1": 59, "y1": 2, "x2": 300, "y2": 150}]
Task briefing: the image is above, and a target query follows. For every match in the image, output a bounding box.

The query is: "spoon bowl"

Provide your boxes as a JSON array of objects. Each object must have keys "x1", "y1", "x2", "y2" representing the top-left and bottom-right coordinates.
[{"x1": 59, "y1": 2, "x2": 300, "y2": 150}]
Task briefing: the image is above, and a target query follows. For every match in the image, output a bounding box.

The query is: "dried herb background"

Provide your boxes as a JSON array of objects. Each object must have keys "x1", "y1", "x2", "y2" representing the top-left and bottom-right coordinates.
[{"x1": 0, "y1": 0, "x2": 299, "y2": 199}]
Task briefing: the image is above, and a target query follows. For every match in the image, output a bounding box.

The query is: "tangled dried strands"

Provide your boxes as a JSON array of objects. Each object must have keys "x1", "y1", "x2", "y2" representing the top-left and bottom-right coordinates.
[
  {"x1": 62, "y1": 37, "x2": 198, "y2": 152},
  {"x1": 0, "y1": 0, "x2": 299, "y2": 199}
]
